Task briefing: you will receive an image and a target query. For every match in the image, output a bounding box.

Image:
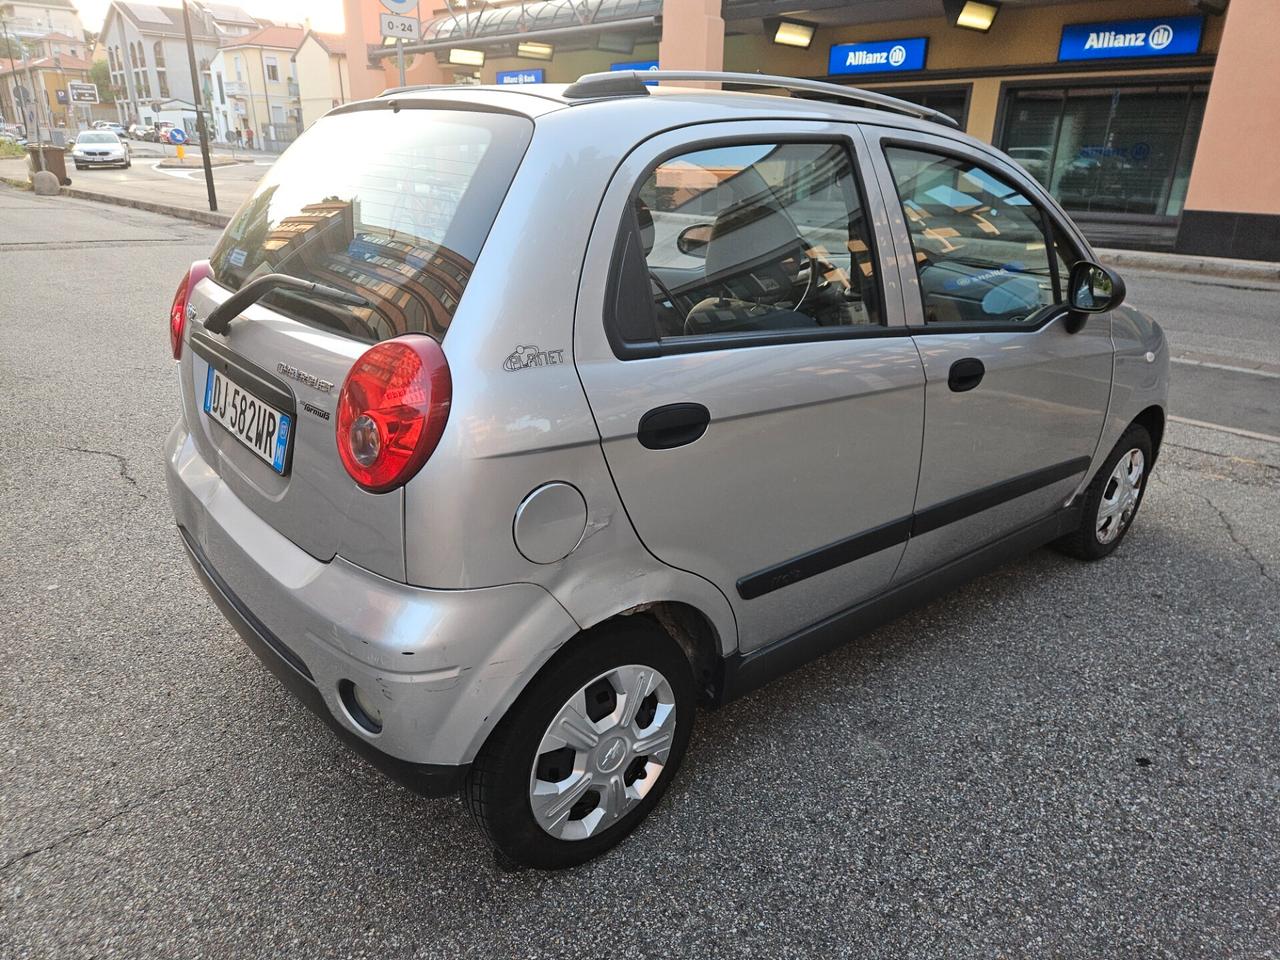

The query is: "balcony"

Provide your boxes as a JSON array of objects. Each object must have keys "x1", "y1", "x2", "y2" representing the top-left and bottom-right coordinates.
[
  {"x1": 287, "y1": 80, "x2": 299, "y2": 97},
  {"x1": 223, "y1": 80, "x2": 249, "y2": 96}
]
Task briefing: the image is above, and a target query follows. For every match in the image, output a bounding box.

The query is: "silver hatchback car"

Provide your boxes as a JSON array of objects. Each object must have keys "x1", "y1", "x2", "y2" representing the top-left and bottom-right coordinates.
[{"x1": 165, "y1": 71, "x2": 1168, "y2": 869}]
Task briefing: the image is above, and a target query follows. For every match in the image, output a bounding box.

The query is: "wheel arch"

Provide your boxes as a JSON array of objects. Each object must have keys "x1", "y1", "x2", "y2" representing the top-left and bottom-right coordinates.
[{"x1": 1132, "y1": 404, "x2": 1166, "y2": 466}]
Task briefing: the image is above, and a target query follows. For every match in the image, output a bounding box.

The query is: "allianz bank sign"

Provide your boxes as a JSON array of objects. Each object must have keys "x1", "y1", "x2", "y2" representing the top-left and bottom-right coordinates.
[
  {"x1": 828, "y1": 37, "x2": 928, "y2": 76},
  {"x1": 1059, "y1": 15, "x2": 1204, "y2": 61}
]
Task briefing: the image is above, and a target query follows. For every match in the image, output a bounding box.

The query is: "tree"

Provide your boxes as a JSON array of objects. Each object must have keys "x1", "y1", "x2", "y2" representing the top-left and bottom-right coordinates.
[
  {"x1": 1, "y1": 34, "x2": 25, "y2": 60},
  {"x1": 88, "y1": 59, "x2": 117, "y2": 103}
]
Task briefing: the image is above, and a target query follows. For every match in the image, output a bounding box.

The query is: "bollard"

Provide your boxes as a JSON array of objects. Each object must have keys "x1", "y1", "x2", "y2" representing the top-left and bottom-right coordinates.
[{"x1": 177, "y1": 144, "x2": 186, "y2": 161}]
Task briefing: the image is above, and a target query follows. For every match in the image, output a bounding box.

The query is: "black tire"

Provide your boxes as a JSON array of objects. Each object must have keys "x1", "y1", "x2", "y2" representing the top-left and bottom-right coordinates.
[
  {"x1": 462, "y1": 616, "x2": 696, "y2": 870},
  {"x1": 1056, "y1": 424, "x2": 1153, "y2": 561}
]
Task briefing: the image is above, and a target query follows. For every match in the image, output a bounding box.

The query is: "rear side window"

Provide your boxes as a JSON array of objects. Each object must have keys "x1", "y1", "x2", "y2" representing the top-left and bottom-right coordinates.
[
  {"x1": 617, "y1": 140, "x2": 882, "y2": 350},
  {"x1": 885, "y1": 146, "x2": 1069, "y2": 326},
  {"x1": 210, "y1": 107, "x2": 532, "y2": 342}
]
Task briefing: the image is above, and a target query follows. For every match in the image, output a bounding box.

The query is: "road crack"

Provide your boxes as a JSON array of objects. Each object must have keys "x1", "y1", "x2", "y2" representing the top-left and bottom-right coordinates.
[
  {"x1": 0, "y1": 764, "x2": 217, "y2": 875},
  {"x1": 65, "y1": 445, "x2": 144, "y2": 494},
  {"x1": 1194, "y1": 490, "x2": 1278, "y2": 586}
]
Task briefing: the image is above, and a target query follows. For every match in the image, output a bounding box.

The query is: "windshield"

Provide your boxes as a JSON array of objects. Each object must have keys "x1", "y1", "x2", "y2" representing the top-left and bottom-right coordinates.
[
  {"x1": 209, "y1": 107, "x2": 532, "y2": 343},
  {"x1": 78, "y1": 133, "x2": 118, "y2": 144}
]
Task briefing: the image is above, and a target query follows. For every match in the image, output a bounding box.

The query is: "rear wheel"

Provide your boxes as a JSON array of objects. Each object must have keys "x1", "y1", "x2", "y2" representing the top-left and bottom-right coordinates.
[
  {"x1": 462, "y1": 617, "x2": 695, "y2": 869},
  {"x1": 1057, "y1": 424, "x2": 1152, "y2": 560}
]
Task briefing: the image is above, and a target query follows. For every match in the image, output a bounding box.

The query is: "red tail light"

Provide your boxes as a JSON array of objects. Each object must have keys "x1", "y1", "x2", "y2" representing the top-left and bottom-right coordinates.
[
  {"x1": 170, "y1": 260, "x2": 212, "y2": 360},
  {"x1": 336, "y1": 336, "x2": 452, "y2": 493}
]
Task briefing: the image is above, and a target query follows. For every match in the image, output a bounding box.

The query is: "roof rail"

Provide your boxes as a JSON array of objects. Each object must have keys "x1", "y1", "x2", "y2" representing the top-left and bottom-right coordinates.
[{"x1": 561, "y1": 70, "x2": 960, "y2": 128}]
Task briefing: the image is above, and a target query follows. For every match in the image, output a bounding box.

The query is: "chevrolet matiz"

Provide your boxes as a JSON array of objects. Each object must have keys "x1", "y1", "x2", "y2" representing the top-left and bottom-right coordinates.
[{"x1": 165, "y1": 70, "x2": 1169, "y2": 869}]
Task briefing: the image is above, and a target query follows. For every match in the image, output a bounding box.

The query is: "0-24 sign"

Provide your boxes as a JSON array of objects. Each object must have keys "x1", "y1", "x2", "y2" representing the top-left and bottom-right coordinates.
[{"x1": 379, "y1": 12, "x2": 420, "y2": 41}]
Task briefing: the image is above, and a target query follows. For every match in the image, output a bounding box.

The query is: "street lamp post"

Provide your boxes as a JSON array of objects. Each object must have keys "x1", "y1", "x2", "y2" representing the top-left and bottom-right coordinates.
[{"x1": 180, "y1": 0, "x2": 216, "y2": 212}]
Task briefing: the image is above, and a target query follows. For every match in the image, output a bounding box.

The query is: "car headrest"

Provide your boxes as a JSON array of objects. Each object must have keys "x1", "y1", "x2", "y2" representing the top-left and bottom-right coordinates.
[
  {"x1": 634, "y1": 198, "x2": 655, "y2": 257},
  {"x1": 704, "y1": 199, "x2": 805, "y2": 282}
]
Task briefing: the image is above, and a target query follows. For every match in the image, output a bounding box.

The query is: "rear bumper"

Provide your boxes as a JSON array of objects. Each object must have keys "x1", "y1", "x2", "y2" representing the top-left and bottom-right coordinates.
[
  {"x1": 178, "y1": 527, "x2": 466, "y2": 797},
  {"x1": 165, "y1": 421, "x2": 582, "y2": 792}
]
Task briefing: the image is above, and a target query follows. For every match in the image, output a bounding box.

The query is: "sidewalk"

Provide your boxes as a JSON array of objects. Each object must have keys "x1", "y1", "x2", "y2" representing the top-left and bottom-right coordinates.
[{"x1": 1096, "y1": 247, "x2": 1280, "y2": 282}]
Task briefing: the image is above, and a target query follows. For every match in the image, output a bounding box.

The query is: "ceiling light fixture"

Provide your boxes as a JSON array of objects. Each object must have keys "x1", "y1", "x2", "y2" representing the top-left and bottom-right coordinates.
[
  {"x1": 448, "y1": 47, "x2": 485, "y2": 66},
  {"x1": 516, "y1": 41, "x2": 553, "y2": 60},
  {"x1": 943, "y1": 0, "x2": 1001, "y2": 32},
  {"x1": 770, "y1": 18, "x2": 816, "y2": 49}
]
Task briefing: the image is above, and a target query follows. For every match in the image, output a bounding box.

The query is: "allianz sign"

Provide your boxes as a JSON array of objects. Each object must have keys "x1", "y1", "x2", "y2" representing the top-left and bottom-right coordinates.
[
  {"x1": 828, "y1": 37, "x2": 927, "y2": 76},
  {"x1": 1059, "y1": 15, "x2": 1203, "y2": 61}
]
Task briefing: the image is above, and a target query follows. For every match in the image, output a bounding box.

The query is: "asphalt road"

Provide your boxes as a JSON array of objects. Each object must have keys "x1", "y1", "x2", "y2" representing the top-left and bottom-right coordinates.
[
  {"x1": 1, "y1": 187, "x2": 1278, "y2": 959},
  {"x1": 1122, "y1": 268, "x2": 1280, "y2": 439}
]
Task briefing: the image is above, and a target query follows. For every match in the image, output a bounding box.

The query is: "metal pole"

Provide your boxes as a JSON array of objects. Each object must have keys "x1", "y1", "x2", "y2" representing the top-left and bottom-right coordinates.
[
  {"x1": 181, "y1": 0, "x2": 216, "y2": 211},
  {"x1": 0, "y1": 12, "x2": 37, "y2": 170},
  {"x1": 397, "y1": 38, "x2": 406, "y2": 87}
]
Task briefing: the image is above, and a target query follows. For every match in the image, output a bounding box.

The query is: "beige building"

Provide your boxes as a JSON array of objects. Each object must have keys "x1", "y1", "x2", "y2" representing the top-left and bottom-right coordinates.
[
  {"x1": 334, "y1": 0, "x2": 1278, "y2": 262},
  {"x1": 210, "y1": 24, "x2": 304, "y2": 148},
  {"x1": 0, "y1": 0, "x2": 83, "y2": 44},
  {"x1": 293, "y1": 30, "x2": 349, "y2": 130}
]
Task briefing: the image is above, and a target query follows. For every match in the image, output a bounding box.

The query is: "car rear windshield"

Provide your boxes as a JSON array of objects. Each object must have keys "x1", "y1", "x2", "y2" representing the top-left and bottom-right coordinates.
[{"x1": 209, "y1": 106, "x2": 532, "y2": 342}]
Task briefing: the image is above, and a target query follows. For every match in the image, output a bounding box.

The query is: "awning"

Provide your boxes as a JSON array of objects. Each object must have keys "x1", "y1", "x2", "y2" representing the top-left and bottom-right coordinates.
[{"x1": 373, "y1": 0, "x2": 662, "y2": 58}]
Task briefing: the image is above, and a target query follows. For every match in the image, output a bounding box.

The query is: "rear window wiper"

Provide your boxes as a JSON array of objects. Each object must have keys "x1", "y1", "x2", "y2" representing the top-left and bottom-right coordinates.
[{"x1": 204, "y1": 273, "x2": 369, "y2": 335}]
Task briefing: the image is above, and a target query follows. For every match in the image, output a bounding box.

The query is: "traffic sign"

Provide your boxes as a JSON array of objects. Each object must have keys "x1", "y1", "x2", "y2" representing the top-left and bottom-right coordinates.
[
  {"x1": 68, "y1": 81, "x2": 99, "y2": 104},
  {"x1": 380, "y1": 0, "x2": 419, "y2": 14},
  {"x1": 168, "y1": 127, "x2": 188, "y2": 145},
  {"x1": 380, "y1": 12, "x2": 419, "y2": 41}
]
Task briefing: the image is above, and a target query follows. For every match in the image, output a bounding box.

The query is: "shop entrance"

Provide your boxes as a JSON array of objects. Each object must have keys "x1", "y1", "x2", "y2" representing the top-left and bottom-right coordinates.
[{"x1": 999, "y1": 79, "x2": 1209, "y2": 219}]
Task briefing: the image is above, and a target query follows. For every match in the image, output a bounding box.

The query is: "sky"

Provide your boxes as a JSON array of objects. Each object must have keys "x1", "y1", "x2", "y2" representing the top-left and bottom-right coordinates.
[{"x1": 73, "y1": 0, "x2": 346, "y2": 32}]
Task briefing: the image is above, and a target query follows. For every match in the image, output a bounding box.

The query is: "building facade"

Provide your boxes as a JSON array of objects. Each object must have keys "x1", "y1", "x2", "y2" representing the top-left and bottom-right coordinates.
[
  {"x1": 293, "y1": 30, "x2": 349, "y2": 131},
  {"x1": 98, "y1": 1, "x2": 258, "y2": 129},
  {"x1": 0, "y1": 0, "x2": 83, "y2": 43},
  {"x1": 209, "y1": 25, "x2": 303, "y2": 148},
  {"x1": 337, "y1": 0, "x2": 1277, "y2": 261}
]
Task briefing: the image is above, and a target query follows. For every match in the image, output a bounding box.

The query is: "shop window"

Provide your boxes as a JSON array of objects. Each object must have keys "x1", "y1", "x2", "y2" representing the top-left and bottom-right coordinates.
[
  {"x1": 1000, "y1": 81, "x2": 1209, "y2": 218},
  {"x1": 876, "y1": 86, "x2": 969, "y2": 129}
]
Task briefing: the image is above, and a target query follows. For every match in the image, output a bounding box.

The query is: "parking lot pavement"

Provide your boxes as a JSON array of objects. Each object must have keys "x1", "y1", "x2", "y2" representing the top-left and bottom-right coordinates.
[{"x1": 2, "y1": 187, "x2": 1278, "y2": 958}]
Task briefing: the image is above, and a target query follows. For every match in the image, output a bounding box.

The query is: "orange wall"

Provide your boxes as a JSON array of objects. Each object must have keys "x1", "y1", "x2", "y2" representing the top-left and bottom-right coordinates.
[{"x1": 1183, "y1": 0, "x2": 1279, "y2": 214}]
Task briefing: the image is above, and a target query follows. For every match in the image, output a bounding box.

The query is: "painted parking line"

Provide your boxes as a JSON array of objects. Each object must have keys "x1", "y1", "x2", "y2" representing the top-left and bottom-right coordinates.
[
  {"x1": 1170, "y1": 356, "x2": 1280, "y2": 380},
  {"x1": 1169, "y1": 415, "x2": 1280, "y2": 445}
]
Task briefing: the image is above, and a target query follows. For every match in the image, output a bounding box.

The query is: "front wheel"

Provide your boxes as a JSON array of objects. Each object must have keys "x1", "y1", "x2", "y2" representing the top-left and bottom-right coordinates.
[
  {"x1": 462, "y1": 617, "x2": 695, "y2": 869},
  {"x1": 1057, "y1": 424, "x2": 1153, "y2": 560}
]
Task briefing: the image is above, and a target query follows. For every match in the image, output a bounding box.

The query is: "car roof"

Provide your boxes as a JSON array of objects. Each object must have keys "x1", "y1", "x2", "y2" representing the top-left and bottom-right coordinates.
[{"x1": 366, "y1": 80, "x2": 987, "y2": 150}]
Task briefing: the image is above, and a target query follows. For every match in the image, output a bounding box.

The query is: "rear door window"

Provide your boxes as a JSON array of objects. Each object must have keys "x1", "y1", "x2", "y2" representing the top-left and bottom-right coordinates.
[
  {"x1": 209, "y1": 107, "x2": 532, "y2": 342},
  {"x1": 616, "y1": 139, "x2": 882, "y2": 350}
]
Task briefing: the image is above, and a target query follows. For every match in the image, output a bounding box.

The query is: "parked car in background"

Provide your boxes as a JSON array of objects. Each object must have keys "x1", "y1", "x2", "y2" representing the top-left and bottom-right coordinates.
[
  {"x1": 127, "y1": 123, "x2": 153, "y2": 140},
  {"x1": 70, "y1": 131, "x2": 131, "y2": 169},
  {"x1": 165, "y1": 70, "x2": 1168, "y2": 870},
  {"x1": 155, "y1": 122, "x2": 177, "y2": 144},
  {"x1": 92, "y1": 121, "x2": 128, "y2": 138}
]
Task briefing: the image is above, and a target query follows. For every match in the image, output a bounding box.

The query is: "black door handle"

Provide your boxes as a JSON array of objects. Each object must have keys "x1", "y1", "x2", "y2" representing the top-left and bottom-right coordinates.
[
  {"x1": 948, "y1": 357, "x2": 985, "y2": 393},
  {"x1": 638, "y1": 403, "x2": 710, "y2": 450}
]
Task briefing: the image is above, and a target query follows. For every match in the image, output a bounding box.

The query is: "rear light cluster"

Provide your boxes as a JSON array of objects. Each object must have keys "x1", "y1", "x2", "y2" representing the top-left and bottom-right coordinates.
[
  {"x1": 169, "y1": 260, "x2": 212, "y2": 360},
  {"x1": 336, "y1": 336, "x2": 452, "y2": 493}
]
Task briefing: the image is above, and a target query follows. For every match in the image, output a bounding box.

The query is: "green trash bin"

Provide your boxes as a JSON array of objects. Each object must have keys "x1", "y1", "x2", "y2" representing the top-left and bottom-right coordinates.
[{"x1": 26, "y1": 143, "x2": 70, "y2": 186}]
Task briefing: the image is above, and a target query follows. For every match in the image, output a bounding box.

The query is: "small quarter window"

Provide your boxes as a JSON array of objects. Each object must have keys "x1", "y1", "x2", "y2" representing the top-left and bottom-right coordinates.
[
  {"x1": 885, "y1": 146, "x2": 1069, "y2": 326},
  {"x1": 623, "y1": 141, "x2": 882, "y2": 346}
]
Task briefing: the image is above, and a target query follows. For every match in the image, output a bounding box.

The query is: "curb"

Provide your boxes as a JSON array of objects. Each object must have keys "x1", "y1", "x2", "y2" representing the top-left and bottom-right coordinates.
[
  {"x1": 1, "y1": 175, "x2": 231, "y2": 227},
  {"x1": 1097, "y1": 248, "x2": 1280, "y2": 282},
  {"x1": 59, "y1": 186, "x2": 230, "y2": 227}
]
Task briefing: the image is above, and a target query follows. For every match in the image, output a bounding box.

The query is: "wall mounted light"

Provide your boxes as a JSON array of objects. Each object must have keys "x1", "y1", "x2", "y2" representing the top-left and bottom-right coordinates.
[
  {"x1": 516, "y1": 41, "x2": 553, "y2": 60},
  {"x1": 596, "y1": 32, "x2": 635, "y2": 55},
  {"x1": 943, "y1": 0, "x2": 1001, "y2": 32},
  {"x1": 448, "y1": 47, "x2": 485, "y2": 66},
  {"x1": 769, "y1": 18, "x2": 816, "y2": 49}
]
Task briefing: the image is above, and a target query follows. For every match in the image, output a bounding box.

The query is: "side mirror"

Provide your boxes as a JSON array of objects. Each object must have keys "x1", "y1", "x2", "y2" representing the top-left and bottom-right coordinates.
[
  {"x1": 676, "y1": 223, "x2": 713, "y2": 258},
  {"x1": 1067, "y1": 260, "x2": 1126, "y2": 314}
]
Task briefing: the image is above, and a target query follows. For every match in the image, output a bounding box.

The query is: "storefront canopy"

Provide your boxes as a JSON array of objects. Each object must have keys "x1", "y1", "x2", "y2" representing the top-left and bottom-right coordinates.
[{"x1": 375, "y1": 0, "x2": 661, "y2": 57}]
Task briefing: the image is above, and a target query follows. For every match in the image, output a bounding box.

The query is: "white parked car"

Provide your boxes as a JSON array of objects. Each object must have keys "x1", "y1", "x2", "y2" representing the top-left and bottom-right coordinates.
[{"x1": 70, "y1": 131, "x2": 131, "y2": 169}]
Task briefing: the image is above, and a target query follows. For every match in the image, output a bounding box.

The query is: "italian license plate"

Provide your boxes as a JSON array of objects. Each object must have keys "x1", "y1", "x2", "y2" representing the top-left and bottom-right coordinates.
[{"x1": 202, "y1": 367, "x2": 292, "y2": 474}]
